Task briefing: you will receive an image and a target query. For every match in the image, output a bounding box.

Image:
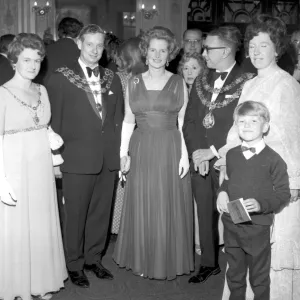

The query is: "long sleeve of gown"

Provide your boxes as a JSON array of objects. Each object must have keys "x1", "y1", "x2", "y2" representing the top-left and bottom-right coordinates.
[{"x1": 217, "y1": 70, "x2": 300, "y2": 189}]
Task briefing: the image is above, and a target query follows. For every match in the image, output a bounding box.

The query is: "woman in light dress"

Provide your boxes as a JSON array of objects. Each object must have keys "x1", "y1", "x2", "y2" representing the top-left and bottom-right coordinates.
[
  {"x1": 0, "y1": 33, "x2": 67, "y2": 300},
  {"x1": 218, "y1": 15, "x2": 300, "y2": 300}
]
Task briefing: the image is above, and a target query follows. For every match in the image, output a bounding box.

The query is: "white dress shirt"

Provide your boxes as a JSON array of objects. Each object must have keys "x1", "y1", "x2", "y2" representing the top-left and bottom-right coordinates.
[
  {"x1": 211, "y1": 61, "x2": 236, "y2": 103},
  {"x1": 78, "y1": 58, "x2": 102, "y2": 118},
  {"x1": 210, "y1": 62, "x2": 236, "y2": 158}
]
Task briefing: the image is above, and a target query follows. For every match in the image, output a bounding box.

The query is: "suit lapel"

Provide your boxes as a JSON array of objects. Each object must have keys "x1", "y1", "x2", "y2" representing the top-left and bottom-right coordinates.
[
  {"x1": 73, "y1": 62, "x2": 102, "y2": 121},
  {"x1": 99, "y1": 67, "x2": 107, "y2": 125}
]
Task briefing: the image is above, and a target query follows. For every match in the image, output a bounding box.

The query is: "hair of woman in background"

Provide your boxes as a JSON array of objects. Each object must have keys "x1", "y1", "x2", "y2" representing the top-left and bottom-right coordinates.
[
  {"x1": 100, "y1": 33, "x2": 122, "y2": 71},
  {"x1": 117, "y1": 37, "x2": 147, "y2": 76}
]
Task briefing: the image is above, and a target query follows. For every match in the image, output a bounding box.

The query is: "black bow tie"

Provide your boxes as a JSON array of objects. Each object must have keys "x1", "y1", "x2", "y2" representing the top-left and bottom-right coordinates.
[
  {"x1": 86, "y1": 66, "x2": 100, "y2": 77},
  {"x1": 241, "y1": 146, "x2": 256, "y2": 153},
  {"x1": 212, "y1": 71, "x2": 228, "y2": 81}
]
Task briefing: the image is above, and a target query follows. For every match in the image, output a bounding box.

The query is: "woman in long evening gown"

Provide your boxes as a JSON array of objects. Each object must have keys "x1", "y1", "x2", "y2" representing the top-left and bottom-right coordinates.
[
  {"x1": 0, "y1": 34, "x2": 67, "y2": 300},
  {"x1": 113, "y1": 27, "x2": 194, "y2": 280},
  {"x1": 218, "y1": 15, "x2": 300, "y2": 300}
]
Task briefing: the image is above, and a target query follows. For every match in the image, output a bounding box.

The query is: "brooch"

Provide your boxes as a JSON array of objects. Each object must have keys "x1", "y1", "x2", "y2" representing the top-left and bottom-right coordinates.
[{"x1": 133, "y1": 77, "x2": 139, "y2": 84}]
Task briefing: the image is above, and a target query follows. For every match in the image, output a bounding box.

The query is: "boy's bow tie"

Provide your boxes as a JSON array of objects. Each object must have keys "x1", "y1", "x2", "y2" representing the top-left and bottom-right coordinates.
[
  {"x1": 86, "y1": 66, "x2": 100, "y2": 77},
  {"x1": 212, "y1": 71, "x2": 228, "y2": 81},
  {"x1": 241, "y1": 146, "x2": 256, "y2": 153}
]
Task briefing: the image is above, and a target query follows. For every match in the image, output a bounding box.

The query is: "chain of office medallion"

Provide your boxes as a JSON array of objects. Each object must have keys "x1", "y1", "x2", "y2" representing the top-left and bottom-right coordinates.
[
  {"x1": 200, "y1": 69, "x2": 254, "y2": 94},
  {"x1": 56, "y1": 67, "x2": 114, "y2": 95},
  {"x1": 195, "y1": 72, "x2": 254, "y2": 109}
]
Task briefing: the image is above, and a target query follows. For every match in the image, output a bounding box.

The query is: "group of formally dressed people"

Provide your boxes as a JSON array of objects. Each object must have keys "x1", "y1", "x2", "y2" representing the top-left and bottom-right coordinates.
[{"x1": 0, "y1": 13, "x2": 299, "y2": 300}]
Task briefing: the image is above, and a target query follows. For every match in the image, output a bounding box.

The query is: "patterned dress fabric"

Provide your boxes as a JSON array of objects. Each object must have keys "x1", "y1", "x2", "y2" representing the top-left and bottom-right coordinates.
[
  {"x1": 221, "y1": 68, "x2": 300, "y2": 300},
  {"x1": 0, "y1": 86, "x2": 67, "y2": 300},
  {"x1": 113, "y1": 74, "x2": 194, "y2": 280},
  {"x1": 111, "y1": 71, "x2": 131, "y2": 234}
]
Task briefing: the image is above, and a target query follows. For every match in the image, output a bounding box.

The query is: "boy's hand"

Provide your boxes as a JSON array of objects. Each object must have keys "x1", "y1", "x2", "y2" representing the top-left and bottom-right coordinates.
[
  {"x1": 217, "y1": 191, "x2": 229, "y2": 213},
  {"x1": 244, "y1": 198, "x2": 261, "y2": 213}
]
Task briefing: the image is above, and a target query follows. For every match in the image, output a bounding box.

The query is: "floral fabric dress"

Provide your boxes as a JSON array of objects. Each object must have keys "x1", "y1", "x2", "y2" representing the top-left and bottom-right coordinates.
[
  {"x1": 221, "y1": 68, "x2": 300, "y2": 300},
  {"x1": 111, "y1": 71, "x2": 131, "y2": 234}
]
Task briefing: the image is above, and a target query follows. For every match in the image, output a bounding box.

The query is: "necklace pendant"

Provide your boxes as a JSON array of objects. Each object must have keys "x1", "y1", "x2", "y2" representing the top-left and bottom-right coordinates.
[
  {"x1": 203, "y1": 111, "x2": 215, "y2": 129},
  {"x1": 34, "y1": 116, "x2": 40, "y2": 124}
]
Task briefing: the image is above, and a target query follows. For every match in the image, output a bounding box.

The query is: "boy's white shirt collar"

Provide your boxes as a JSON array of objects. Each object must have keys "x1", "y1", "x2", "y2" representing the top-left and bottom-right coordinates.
[{"x1": 241, "y1": 139, "x2": 266, "y2": 159}]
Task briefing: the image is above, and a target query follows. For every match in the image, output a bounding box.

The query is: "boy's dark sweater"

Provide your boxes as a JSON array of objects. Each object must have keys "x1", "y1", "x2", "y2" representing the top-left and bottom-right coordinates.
[{"x1": 220, "y1": 145, "x2": 290, "y2": 225}]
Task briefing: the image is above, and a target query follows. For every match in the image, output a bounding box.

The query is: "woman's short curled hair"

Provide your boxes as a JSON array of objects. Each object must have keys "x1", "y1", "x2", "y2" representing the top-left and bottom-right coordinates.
[
  {"x1": 177, "y1": 52, "x2": 206, "y2": 77},
  {"x1": 7, "y1": 33, "x2": 46, "y2": 64},
  {"x1": 139, "y1": 26, "x2": 180, "y2": 62},
  {"x1": 233, "y1": 100, "x2": 270, "y2": 123},
  {"x1": 245, "y1": 14, "x2": 287, "y2": 57}
]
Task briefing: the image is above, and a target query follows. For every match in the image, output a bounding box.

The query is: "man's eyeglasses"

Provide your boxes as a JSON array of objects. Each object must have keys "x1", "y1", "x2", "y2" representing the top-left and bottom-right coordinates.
[
  {"x1": 184, "y1": 39, "x2": 202, "y2": 46},
  {"x1": 202, "y1": 46, "x2": 226, "y2": 53}
]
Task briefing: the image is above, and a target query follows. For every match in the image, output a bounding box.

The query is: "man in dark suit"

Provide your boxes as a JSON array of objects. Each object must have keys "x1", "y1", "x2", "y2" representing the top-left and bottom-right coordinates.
[
  {"x1": 183, "y1": 26, "x2": 254, "y2": 284},
  {"x1": 38, "y1": 17, "x2": 83, "y2": 84},
  {"x1": 0, "y1": 34, "x2": 15, "y2": 86},
  {"x1": 46, "y1": 24, "x2": 123, "y2": 288}
]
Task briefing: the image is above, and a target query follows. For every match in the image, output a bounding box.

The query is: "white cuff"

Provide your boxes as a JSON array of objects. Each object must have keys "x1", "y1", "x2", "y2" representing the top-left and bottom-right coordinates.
[{"x1": 210, "y1": 145, "x2": 221, "y2": 159}]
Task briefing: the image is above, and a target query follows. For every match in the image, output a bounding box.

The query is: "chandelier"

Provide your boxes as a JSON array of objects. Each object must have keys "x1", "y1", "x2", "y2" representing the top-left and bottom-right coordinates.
[
  {"x1": 140, "y1": 4, "x2": 158, "y2": 19},
  {"x1": 32, "y1": 1, "x2": 51, "y2": 16}
]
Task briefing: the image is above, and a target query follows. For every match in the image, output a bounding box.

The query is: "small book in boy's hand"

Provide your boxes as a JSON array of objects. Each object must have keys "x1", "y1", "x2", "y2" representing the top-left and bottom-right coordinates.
[{"x1": 227, "y1": 198, "x2": 252, "y2": 224}]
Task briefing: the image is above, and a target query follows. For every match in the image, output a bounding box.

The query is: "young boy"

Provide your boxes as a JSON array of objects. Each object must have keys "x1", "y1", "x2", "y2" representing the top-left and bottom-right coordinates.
[{"x1": 217, "y1": 101, "x2": 290, "y2": 300}]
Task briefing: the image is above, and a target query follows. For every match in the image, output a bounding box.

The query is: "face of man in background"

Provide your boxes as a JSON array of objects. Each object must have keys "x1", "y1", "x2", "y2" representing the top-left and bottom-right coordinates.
[
  {"x1": 183, "y1": 30, "x2": 202, "y2": 54},
  {"x1": 291, "y1": 31, "x2": 300, "y2": 54}
]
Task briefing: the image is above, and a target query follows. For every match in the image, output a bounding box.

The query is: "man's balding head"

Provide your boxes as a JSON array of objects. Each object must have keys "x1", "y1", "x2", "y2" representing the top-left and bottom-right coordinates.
[{"x1": 182, "y1": 29, "x2": 203, "y2": 54}]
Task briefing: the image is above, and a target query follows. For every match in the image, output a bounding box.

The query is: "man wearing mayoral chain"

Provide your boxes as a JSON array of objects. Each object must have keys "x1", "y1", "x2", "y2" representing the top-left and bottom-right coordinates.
[
  {"x1": 183, "y1": 26, "x2": 254, "y2": 284},
  {"x1": 46, "y1": 24, "x2": 123, "y2": 288}
]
